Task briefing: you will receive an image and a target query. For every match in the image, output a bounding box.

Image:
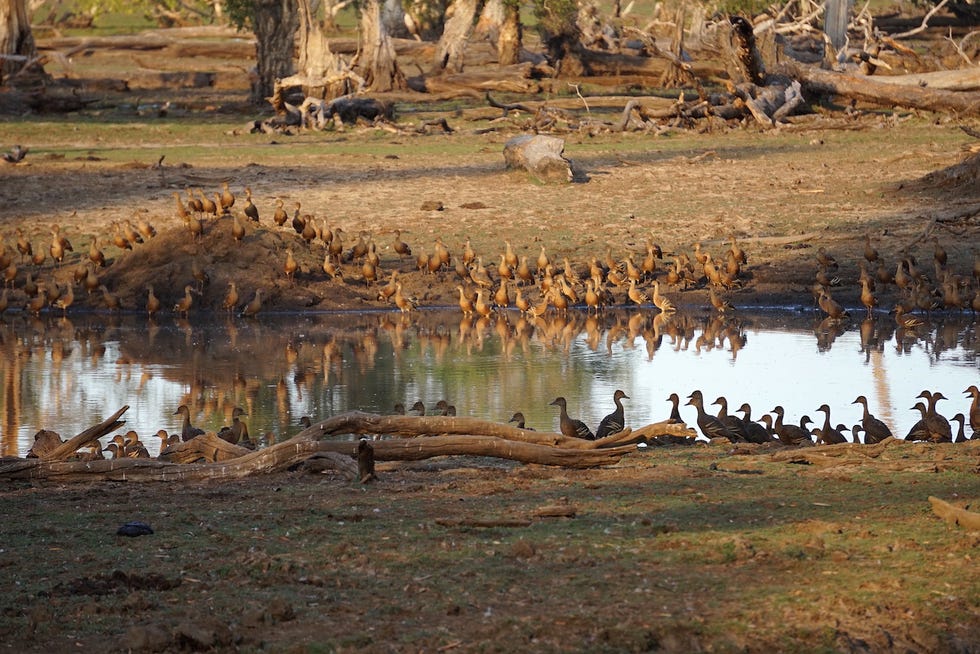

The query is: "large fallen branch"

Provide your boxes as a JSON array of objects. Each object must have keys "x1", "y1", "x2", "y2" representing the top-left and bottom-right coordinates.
[
  {"x1": 778, "y1": 60, "x2": 980, "y2": 116},
  {"x1": 0, "y1": 412, "x2": 675, "y2": 482},
  {"x1": 41, "y1": 406, "x2": 129, "y2": 462},
  {"x1": 929, "y1": 495, "x2": 980, "y2": 531}
]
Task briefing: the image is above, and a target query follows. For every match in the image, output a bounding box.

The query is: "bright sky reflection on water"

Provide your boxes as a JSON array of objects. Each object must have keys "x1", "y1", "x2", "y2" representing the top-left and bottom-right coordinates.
[{"x1": 2, "y1": 310, "x2": 977, "y2": 458}]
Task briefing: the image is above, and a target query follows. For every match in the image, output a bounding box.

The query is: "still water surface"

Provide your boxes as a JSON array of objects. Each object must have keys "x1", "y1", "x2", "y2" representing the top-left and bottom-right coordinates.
[{"x1": 1, "y1": 309, "x2": 977, "y2": 457}]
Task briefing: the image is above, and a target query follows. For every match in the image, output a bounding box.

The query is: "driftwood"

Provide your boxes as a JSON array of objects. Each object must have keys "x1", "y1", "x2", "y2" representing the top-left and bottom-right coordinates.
[
  {"x1": 300, "y1": 411, "x2": 681, "y2": 448},
  {"x1": 158, "y1": 432, "x2": 251, "y2": 464},
  {"x1": 41, "y1": 406, "x2": 129, "y2": 462},
  {"x1": 0, "y1": 412, "x2": 662, "y2": 482},
  {"x1": 779, "y1": 60, "x2": 980, "y2": 116},
  {"x1": 767, "y1": 437, "x2": 900, "y2": 466},
  {"x1": 929, "y1": 496, "x2": 980, "y2": 531}
]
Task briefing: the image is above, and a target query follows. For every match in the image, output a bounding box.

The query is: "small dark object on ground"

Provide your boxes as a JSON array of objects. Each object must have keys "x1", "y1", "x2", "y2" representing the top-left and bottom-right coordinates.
[{"x1": 116, "y1": 521, "x2": 154, "y2": 537}]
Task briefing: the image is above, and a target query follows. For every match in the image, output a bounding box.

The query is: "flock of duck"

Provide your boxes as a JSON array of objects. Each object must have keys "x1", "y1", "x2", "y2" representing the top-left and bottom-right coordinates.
[
  {"x1": 537, "y1": 385, "x2": 980, "y2": 445},
  {"x1": 2, "y1": 184, "x2": 979, "y2": 325},
  {"x1": 23, "y1": 382, "x2": 980, "y2": 462}
]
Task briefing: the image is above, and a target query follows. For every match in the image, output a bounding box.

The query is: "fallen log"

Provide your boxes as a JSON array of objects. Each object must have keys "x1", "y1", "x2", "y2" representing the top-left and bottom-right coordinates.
[
  {"x1": 868, "y1": 67, "x2": 980, "y2": 92},
  {"x1": 301, "y1": 411, "x2": 687, "y2": 449},
  {"x1": 158, "y1": 432, "x2": 251, "y2": 464},
  {"x1": 767, "y1": 437, "x2": 900, "y2": 465},
  {"x1": 778, "y1": 60, "x2": 980, "y2": 116},
  {"x1": 0, "y1": 413, "x2": 640, "y2": 482},
  {"x1": 929, "y1": 496, "x2": 980, "y2": 531},
  {"x1": 42, "y1": 406, "x2": 129, "y2": 462}
]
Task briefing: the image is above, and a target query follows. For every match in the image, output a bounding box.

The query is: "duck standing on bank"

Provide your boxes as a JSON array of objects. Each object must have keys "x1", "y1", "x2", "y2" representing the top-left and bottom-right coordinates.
[
  {"x1": 595, "y1": 390, "x2": 629, "y2": 439},
  {"x1": 549, "y1": 397, "x2": 595, "y2": 440}
]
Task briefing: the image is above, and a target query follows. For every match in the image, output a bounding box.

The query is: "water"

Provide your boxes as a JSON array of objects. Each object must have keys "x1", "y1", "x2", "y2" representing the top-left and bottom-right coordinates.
[{"x1": 1, "y1": 309, "x2": 977, "y2": 457}]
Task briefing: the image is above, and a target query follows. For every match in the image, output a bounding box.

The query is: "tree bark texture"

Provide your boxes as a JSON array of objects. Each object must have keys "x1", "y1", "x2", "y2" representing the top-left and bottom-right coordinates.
[
  {"x1": 251, "y1": 0, "x2": 298, "y2": 103},
  {"x1": 296, "y1": 0, "x2": 335, "y2": 81},
  {"x1": 357, "y1": 0, "x2": 406, "y2": 92},
  {"x1": 780, "y1": 59, "x2": 980, "y2": 116},
  {"x1": 0, "y1": 0, "x2": 42, "y2": 86},
  {"x1": 434, "y1": 0, "x2": 482, "y2": 73}
]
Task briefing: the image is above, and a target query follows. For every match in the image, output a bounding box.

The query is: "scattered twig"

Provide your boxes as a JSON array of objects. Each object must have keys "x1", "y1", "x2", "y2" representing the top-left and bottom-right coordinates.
[
  {"x1": 946, "y1": 28, "x2": 980, "y2": 67},
  {"x1": 892, "y1": 0, "x2": 950, "y2": 39},
  {"x1": 568, "y1": 83, "x2": 591, "y2": 115}
]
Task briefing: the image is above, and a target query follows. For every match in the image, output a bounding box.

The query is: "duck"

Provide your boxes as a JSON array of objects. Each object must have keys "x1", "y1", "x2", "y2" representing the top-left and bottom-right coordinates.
[
  {"x1": 174, "y1": 285, "x2": 194, "y2": 317},
  {"x1": 851, "y1": 395, "x2": 893, "y2": 444},
  {"x1": 595, "y1": 389, "x2": 629, "y2": 439},
  {"x1": 964, "y1": 385, "x2": 980, "y2": 436},
  {"x1": 666, "y1": 393, "x2": 683, "y2": 422},
  {"x1": 892, "y1": 304, "x2": 924, "y2": 329},
  {"x1": 371, "y1": 270, "x2": 396, "y2": 303},
  {"x1": 173, "y1": 404, "x2": 205, "y2": 442},
  {"x1": 433, "y1": 400, "x2": 456, "y2": 416},
  {"x1": 508, "y1": 412, "x2": 534, "y2": 430},
  {"x1": 222, "y1": 282, "x2": 239, "y2": 313},
  {"x1": 859, "y1": 278, "x2": 877, "y2": 317},
  {"x1": 218, "y1": 407, "x2": 249, "y2": 444},
  {"x1": 240, "y1": 289, "x2": 263, "y2": 317},
  {"x1": 549, "y1": 397, "x2": 594, "y2": 440},
  {"x1": 814, "y1": 404, "x2": 847, "y2": 444},
  {"x1": 651, "y1": 281, "x2": 675, "y2": 314},
  {"x1": 770, "y1": 406, "x2": 812, "y2": 446},
  {"x1": 242, "y1": 187, "x2": 259, "y2": 222},
  {"x1": 393, "y1": 283, "x2": 417, "y2": 313},
  {"x1": 735, "y1": 403, "x2": 773, "y2": 444},
  {"x1": 916, "y1": 390, "x2": 952, "y2": 442},
  {"x1": 863, "y1": 234, "x2": 879, "y2": 263},
  {"x1": 627, "y1": 280, "x2": 648, "y2": 307},
  {"x1": 818, "y1": 289, "x2": 847, "y2": 320},
  {"x1": 284, "y1": 248, "x2": 298, "y2": 280},
  {"x1": 709, "y1": 287, "x2": 735, "y2": 313},
  {"x1": 219, "y1": 182, "x2": 235, "y2": 213},
  {"x1": 146, "y1": 285, "x2": 161, "y2": 317},
  {"x1": 905, "y1": 402, "x2": 933, "y2": 442},
  {"x1": 712, "y1": 396, "x2": 747, "y2": 441},
  {"x1": 270, "y1": 198, "x2": 287, "y2": 226},
  {"x1": 409, "y1": 401, "x2": 426, "y2": 416},
  {"x1": 685, "y1": 390, "x2": 736, "y2": 442},
  {"x1": 951, "y1": 413, "x2": 967, "y2": 443}
]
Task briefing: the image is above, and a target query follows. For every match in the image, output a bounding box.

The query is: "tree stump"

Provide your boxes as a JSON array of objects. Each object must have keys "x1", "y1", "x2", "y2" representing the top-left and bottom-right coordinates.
[{"x1": 503, "y1": 135, "x2": 574, "y2": 183}]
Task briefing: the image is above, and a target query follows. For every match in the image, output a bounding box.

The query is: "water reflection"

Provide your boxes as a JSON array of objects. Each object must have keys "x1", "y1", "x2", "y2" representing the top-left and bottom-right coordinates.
[{"x1": 0, "y1": 309, "x2": 977, "y2": 458}]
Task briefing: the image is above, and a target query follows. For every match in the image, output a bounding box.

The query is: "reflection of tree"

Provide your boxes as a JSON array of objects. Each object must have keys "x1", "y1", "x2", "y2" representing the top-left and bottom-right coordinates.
[
  {"x1": 3, "y1": 311, "x2": 978, "y2": 456},
  {"x1": 1, "y1": 335, "x2": 22, "y2": 457}
]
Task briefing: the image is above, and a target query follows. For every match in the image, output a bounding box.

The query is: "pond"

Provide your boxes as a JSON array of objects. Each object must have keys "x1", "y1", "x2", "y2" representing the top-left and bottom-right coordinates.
[{"x1": 1, "y1": 308, "x2": 977, "y2": 458}]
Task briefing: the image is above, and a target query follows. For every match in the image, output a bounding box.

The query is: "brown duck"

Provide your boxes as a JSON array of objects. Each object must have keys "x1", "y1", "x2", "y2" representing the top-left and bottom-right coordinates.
[
  {"x1": 174, "y1": 404, "x2": 205, "y2": 442},
  {"x1": 550, "y1": 397, "x2": 594, "y2": 440}
]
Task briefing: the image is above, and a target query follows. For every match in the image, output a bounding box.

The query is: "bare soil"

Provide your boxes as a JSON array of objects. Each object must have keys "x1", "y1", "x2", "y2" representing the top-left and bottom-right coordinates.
[{"x1": 1, "y1": 26, "x2": 980, "y2": 653}]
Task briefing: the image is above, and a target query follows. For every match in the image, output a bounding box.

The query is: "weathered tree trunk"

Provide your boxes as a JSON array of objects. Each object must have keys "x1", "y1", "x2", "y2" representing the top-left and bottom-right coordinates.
[
  {"x1": 0, "y1": 0, "x2": 44, "y2": 86},
  {"x1": 498, "y1": 1, "x2": 521, "y2": 66},
  {"x1": 720, "y1": 15, "x2": 765, "y2": 86},
  {"x1": 296, "y1": 0, "x2": 335, "y2": 82},
  {"x1": 475, "y1": 0, "x2": 521, "y2": 65},
  {"x1": 434, "y1": 0, "x2": 482, "y2": 73},
  {"x1": 780, "y1": 59, "x2": 980, "y2": 116},
  {"x1": 251, "y1": 0, "x2": 299, "y2": 103},
  {"x1": 357, "y1": 0, "x2": 406, "y2": 92}
]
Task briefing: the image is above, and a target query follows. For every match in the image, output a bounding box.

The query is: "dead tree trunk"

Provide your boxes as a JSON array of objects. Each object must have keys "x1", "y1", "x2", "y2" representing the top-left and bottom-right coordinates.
[
  {"x1": 475, "y1": 0, "x2": 522, "y2": 65},
  {"x1": 357, "y1": 0, "x2": 406, "y2": 92},
  {"x1": 780, "y1": 60, "x2": 980, "y2": 116},
  {"x1": 497, "y1": 1, "x2": 522, "y2": 66},
  {"x1": 434, "y1": 0, "x2": 483, "y2": 73},
  {"x1": 250, "y1": 0, "x2": 299, "y2": 103},
  {"x1": 0, "y1": 0, "x2": 45, "y2": 87}
]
